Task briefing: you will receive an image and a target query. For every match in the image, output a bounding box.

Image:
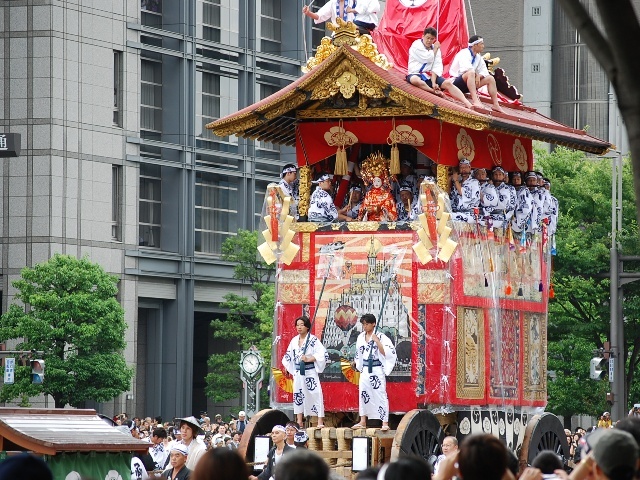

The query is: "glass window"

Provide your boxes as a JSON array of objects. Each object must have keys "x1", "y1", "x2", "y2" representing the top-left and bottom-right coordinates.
[
  {"x1": 113, "y1": 51, "x2": 123, "y2": 127},
  {"x1": 196, "y1": 69, "x2": 239, "y2": 148},
  {"x1": 259, "y1": 0, "x2": 281, "y2": 53},
  {"x1": 112, "y1": 165, "x2": 123, "y2": 241},
  {"x1": 197, "y1": 0, "x2": 239, "y2": 47},
  {"x1": 141, "y1": 59, "x2": 163, "y2": 140},
  {"x1": 139, "y1": 163, "x2": 162, "y2": 248},
  {"x1": 256, "y1": 83, "x2": 281, "y2": 152},
  {"x1": 141, "y1": 0, "x2": 162, "y2": 27},
  {"x1": 254, "y1": 180, "x2": 270, "y2": 230},
  {"x1": 195, "y1": 172, "x2": 238, "y2": 254},
  {"x1": 195, "y1": 152, "x2": 240, "y2": 170}
]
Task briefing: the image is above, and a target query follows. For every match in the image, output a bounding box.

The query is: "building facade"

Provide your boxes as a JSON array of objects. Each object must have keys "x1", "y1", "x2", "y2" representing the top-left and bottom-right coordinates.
[
  {"x1": 466, "y1": 0, "x2": 633, "y2": 153},
  {"x1": 0, "y1": 0, "x2": 323, "y2": 419},
  {"x1": 0, "y1": 0, "x2": 629, "y2": 419}
]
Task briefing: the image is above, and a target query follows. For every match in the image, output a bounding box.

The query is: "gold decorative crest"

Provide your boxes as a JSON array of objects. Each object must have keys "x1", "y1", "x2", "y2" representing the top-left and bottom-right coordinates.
[
  {"x1": 456, "y1": 128, "x2": 476, "y2": 161},
  {"x1": 388, "y1": 124, "x2": 425, "y2": 146},
  {"x1": 513, "y1": 138, "x2": 528, "y2": 171},
  {"x1": 324, "y1": 125, "x2": 358, "y2": 147},
  {"x1": 487, "y1": 133, "x2": 502, "y2": 166}
]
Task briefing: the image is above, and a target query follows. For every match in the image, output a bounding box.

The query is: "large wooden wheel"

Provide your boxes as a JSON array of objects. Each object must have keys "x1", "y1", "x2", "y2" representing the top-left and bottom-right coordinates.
[
  {"x1": 238, "y1": 409, "x2": 291, "y2": 462},
  {"x1": 390, "y1": 409, "x2": 444, "y2": 466},
  {"x1": 520, "y1": 413, "x2": 570, "y2": 470}
]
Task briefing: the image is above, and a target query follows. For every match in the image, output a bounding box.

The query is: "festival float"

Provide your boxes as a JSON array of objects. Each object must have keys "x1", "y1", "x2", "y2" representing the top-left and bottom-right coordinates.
[{"x1": 208, "y1": 0, "x2": 611, "y2": 475}]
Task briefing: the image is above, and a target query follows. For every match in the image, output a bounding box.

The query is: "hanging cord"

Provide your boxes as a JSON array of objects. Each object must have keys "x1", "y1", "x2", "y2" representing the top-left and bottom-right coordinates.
[
  {"x1": 436, "y1": 0, "x2": 440, "y2": 35},
  {"x1": 302, "y1": 0, "x2": 316, "y2": 63},
  {"x1": 466, "y1": 0, "x2": 477, "y2": 35}
]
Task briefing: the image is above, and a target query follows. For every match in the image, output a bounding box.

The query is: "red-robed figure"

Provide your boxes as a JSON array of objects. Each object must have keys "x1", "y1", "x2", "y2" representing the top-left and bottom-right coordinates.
[{"x1": 358, "y1": 152, "x2": 398, "y2": 222}]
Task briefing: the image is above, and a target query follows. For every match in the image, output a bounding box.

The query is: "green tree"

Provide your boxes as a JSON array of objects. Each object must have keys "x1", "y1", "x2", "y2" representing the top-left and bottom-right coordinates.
[
  {"x1": 205, "y1": 230, "x2": 275, "y2": 403},
  {"x1": 0, "y1": 254, "x2": 133, "y2": 408},
  {"x1": 536, "y1": 147, "x2": 640, "y2": 418}
]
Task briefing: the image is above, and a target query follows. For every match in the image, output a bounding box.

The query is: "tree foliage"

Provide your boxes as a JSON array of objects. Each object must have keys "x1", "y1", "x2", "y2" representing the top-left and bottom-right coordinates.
[
  {"x1": 205, "y1": 230, "x2": 275, "y2": 403},
  {"x1": 556, "y1": 0, "x2": 640, "y2": 229},
  {"x1": 536, "y1": 147, "x2": 640, "y2": 417},
  {"x1": 0, "y1": 254, "x2": 133, "y2": 408}
]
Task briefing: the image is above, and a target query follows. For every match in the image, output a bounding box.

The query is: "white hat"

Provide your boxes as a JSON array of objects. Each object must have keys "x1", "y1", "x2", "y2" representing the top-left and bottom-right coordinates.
[
  {"x1": 238, "y1": 411, "x2": 246, "y2": 417},
  {"x1": 170, "y1": 443, "x2": 189, "y2": 456}
]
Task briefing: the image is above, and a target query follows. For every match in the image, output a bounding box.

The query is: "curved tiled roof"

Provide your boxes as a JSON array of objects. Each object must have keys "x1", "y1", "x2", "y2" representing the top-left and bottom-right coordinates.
[
  {"x1": 208, "y1": 46, "x2": 610, "y2": 155},
  {"x1": 0, "y1": 408, "x2": 151, "y2": 454}
]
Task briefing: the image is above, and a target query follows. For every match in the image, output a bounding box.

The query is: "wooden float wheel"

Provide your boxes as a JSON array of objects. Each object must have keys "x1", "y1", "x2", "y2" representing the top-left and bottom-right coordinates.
[
  {"x1": 520, "y1": 412, "x2": 570, "y2": 470},
  {"x1": 238, "y1": 408, "x2": 291, "y2": 462},
  {"x1": 390, "y1": 409, "x2": 444, "y2": 466}
]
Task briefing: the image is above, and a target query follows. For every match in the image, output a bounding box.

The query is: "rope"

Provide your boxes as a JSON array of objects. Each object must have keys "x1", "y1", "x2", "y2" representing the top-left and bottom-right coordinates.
[
  {"x1": 302, "y1": 1, "x2": 316, "y2": 63},
  {"x1": 466, "y1": 0, "x2": 477, "y2": 35}
]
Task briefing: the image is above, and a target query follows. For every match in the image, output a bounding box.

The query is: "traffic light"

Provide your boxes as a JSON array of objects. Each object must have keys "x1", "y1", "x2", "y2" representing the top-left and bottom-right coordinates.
[
  {"x1": 30, "y1": 359, "x2": 45, "y2": 384},
  {"x1": 590, "y1": 357, "x2": 607, "y2": 380}
]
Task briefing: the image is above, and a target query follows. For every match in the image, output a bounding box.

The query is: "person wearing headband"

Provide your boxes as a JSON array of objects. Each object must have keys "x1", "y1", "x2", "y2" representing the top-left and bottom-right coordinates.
[
  {"x1": 308, "y1": 173, "x2": 354, "y2": 223},
  {"x1": 282, "y1": 316, "x2": 328, "y2": 429},
  {"x1": 249, "y1": 425, "x2": 293, "y2": 480},
  {"x1": 163, "y1": 443, "x2": 190, "y2": 480},
  {"x1": 396, "y1": 183, "x2": 419, "y2": 222},
  {"x1": 449, "y1": 158, "x2": 480, "y2": 223},
  {"x1": 407, "y1": 26, "x2": 473, "y2": 109},
  {"x1": 279, "y1": 164, "x2": 300, "y2": 220},
  {"x1": 509, "y1": 171, "x2": 533, "y2": 234},
  {"x1": 449, "y1": 35, "x2": 504, "y2": 112},
  {"x1": 474, "y1": 167, "x2": 498, "y2": 224},
  {"x1": 352, "y1": 314, "x2": 397, "y2": 432},
  {"x1": 487, "y1": 167, "x2": 516, "y2": 228},
  {"x1": 525, "y1": 171, "x2": 544, "y2": 233}
]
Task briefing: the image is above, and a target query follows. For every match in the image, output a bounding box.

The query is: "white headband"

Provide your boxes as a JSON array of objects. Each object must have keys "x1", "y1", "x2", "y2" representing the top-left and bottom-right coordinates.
[
  {"x1": 272, "y1": 425, "x2": 286, "y2": 433},
  {"x1": 468, "y1": 37, "x2": 483, "y2": 47}
]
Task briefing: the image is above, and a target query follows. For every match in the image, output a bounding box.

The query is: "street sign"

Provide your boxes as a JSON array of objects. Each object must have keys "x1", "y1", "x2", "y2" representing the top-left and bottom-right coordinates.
[
  {"x1": 0, "y1": 133, "x2": 21, "y2": 157},
  {"x1": 4, "y1": 358, "x2": 15, "y2": 384},
  {"x1": 609, "y1": 358, "x2": 615, "y2": 383}
]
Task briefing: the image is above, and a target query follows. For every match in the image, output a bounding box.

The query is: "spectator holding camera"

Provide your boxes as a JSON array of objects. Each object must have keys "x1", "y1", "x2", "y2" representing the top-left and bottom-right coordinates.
[{"x1": 629, "y1": 405, "x2": 640, "y2": 418}]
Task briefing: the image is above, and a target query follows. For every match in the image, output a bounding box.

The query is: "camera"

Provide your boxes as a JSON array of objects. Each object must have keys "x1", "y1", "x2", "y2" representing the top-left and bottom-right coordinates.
[{"x1": 542, "y1": 475, "x2": 561, "y2": 480}]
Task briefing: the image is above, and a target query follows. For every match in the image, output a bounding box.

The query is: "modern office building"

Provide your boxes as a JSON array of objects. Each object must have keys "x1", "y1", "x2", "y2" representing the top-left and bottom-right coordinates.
[
  {"x1": 0, "y1": 0, "x2": 630, "y2": 419},
  {"x1": 0, "y1": 1, "x2": 324, "y2": 419},
  {"x1": 467, "y1": 0, "x2": 633, "y2": 153}
]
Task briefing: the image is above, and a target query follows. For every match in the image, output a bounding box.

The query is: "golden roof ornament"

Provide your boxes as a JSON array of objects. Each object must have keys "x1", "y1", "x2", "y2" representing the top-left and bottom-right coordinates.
[
  {"x1": 482, "y1": 53, "x2": 500, "y2": 74},
  {"x1": 302, "y1": 19, "x2": 393, "y2": 73}
]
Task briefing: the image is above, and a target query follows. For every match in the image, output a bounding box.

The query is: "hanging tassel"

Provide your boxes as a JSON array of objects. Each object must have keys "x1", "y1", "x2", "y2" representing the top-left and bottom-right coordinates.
[
  {"x1": 484, "y1": 274, "x2": 489, "y2": 287},
  {"x1": 517, "y1": 285, "x2": 523, "y2": 296},
  {"x1": 505, "y1": 284, "x2": 512, "y2": 295},
  {"x1": 538, "y1": 281, "x2": 543, "y2": 292},
  {"x1": 334, "y1": 147, "x2": 348, "y2": 176},
  {"x1": 390, "y1": 144, "x2": 401, "y2": 175},
  {"x1": 549, "y1": 283, "x2": 555, "y2": 299},
  {"x1": 489, "y1": 257, "x2": 494, "y2": 272}
]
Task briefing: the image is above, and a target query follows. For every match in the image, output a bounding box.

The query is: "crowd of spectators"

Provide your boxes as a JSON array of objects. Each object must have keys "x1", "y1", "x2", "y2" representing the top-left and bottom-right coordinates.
[{"x1": 2, "y1": 411, "x2": 640, "y2": 480}]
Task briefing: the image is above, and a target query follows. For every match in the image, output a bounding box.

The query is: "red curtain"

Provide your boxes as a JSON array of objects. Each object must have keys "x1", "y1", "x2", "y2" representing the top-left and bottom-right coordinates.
[{"x1": 296, "y1": 119, "x2": 533, "y2": 172}]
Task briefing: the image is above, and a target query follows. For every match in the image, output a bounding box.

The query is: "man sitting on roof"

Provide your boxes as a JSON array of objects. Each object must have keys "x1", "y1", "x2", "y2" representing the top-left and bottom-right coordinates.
[
  {"x1": 449, "y1": 35, "x2": 504, "y2": 112},
  {"x1": 407, "y1": 27, "x2": 473, "y2": 109}
]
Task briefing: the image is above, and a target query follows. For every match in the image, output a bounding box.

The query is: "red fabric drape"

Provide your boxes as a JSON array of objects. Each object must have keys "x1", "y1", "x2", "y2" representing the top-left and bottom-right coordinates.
[
  {"x1": 371, "y1": 0, "x2": 469, "y2": 76},
  {"x1": 296, "y1": 119, "x2": 533, "y2": 172}
]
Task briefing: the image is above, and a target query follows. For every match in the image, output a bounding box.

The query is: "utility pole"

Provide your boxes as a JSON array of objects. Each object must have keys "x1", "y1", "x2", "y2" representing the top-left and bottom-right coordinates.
[{"x1": 608, "y1": 151, "x2": 640, "y2": 421}]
